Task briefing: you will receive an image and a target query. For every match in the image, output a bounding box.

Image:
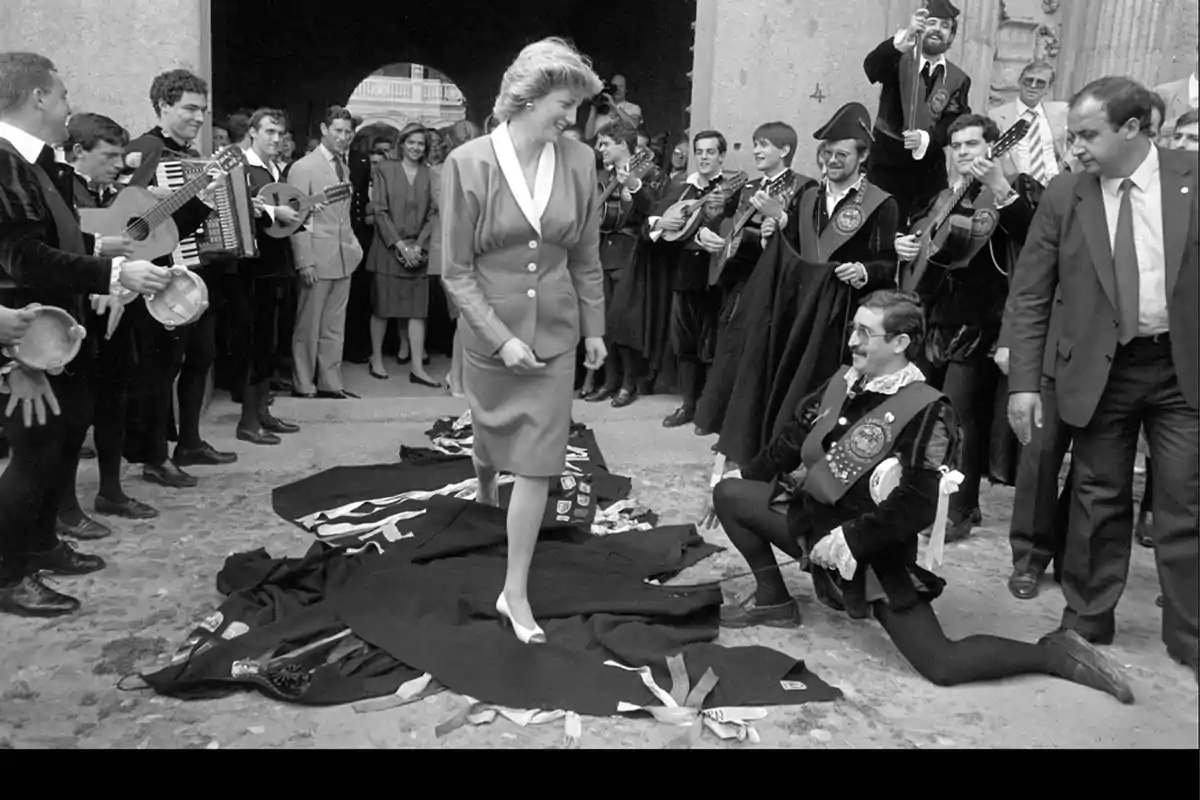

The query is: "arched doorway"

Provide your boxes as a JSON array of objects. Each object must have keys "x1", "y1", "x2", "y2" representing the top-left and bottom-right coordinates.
[{"x1": 345, "y1": 62, "x2": 467, "y2": 156}]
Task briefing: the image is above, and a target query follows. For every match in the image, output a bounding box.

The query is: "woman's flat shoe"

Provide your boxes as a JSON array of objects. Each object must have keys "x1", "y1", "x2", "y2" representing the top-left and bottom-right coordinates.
[
  {"x1": 496, "y1": 594, "x2": 546, "y2": 644},
  {"x1": 369, "y1": 366, "x2": 389, "y2": 380},
  {"x1": 410, "y1": 374, "x2": 440, "y2": 388}
]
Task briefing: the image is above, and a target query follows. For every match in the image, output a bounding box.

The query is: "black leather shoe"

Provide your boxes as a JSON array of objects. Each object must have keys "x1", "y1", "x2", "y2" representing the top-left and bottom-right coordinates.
[
  {"x1": 584, "y1": 386, "x2": 616, "y2": 403},
  {"x1": 291, "y1": 389, "x2": 317, "y2": 399},
  {"x1": 1038, "y1": 629, "x2": 1134, "y2": 704},
  {"x1": 719, "y1": 598, "x2": 801, "y2": 629},
  {"x1": 174, "y1": 441, "x2": 237, "y2": 466},
  {"x1": 1134, "y1": 513, "x2": 1155, "y2": 548},
  {"x1": 237, "y1": 427, "x2": 281, "y2": 446},
  {"x1": 410, "y1": 374, "x2": 440, "y2": 389},
  {"x1": 944, "y1": 508, "x2": 981, "y2": 543},
  {"x1": 1008, "y1": 567, "x2": 1044, "y2": 600},
  {"x1": 694, "y1": 425, "x2": 713, "y2": 436},
  {"x1": 611, "y1": 389, "x2": 637, "y2": 408},
  {"x1": 261, "y1": 414, "x2": 299, "y2": 434},
  {"x1": 270, "y1": 377, "x2": 295, "y2": 392},
  {"x1": 143, "y1": 462, "x2": 198, "y2": 488},
  {"x1": 0, "y1": 576, "x2": 80, "y2": 617},
  {"x1": 316, "y1": 389, "x2": 359, "y2": 399},
  {"x1": 662, "y1": 407, "x2": 694, "y2": 428},
  {"x1": 28, "y1": 541, "x2": 106, "y2": 576},
  {"x1": 55, "y1": 515, "x2": 111, "y2": 541},
  {"x1": 94, "y1": 495, "x2": 158, "y2": 520}
]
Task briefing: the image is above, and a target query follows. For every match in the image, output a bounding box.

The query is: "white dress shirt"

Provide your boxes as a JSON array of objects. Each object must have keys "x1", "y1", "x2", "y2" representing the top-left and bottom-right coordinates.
[
  {"x1": 1100, "y1": 145, "x2": 1168, "y2": 336},
  {"x1": 825, "y1": 174, "x2": 864, "y2": 219},
  {"x1": 1014, "y1": 101, "x2": 1059, "y2": 181}
]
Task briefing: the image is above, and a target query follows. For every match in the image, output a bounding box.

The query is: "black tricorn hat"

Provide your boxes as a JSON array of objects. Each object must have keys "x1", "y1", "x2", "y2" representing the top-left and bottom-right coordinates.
[
  {"x1": 813, "y1": 102, "x2": 874, "y2": 145},
  {"x1": 926, "y1": 0, "x2": 960, "y2": 19}
]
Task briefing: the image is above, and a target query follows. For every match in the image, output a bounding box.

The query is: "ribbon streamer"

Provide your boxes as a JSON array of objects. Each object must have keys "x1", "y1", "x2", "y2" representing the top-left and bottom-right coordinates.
[{"x1": 923, "y1": 467, "x2": 964, "y2": 569}]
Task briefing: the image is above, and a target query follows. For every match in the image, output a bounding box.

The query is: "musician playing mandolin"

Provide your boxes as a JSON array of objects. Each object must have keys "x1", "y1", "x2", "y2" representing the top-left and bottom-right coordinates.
[
  {"x1": 233, "y1": 108, "x2": 302, "y2": 447},
  {"x1": 896, "y1": 113, "x2": 1040, "y2": 543},
  {"x1": 582, "y1": 120, "x2": 664, "y2": 408}
]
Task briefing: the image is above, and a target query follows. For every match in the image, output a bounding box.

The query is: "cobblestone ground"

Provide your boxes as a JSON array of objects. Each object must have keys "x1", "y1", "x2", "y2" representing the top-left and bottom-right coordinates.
[{"x1": 1, "y1": 365, "x2": 1196, "y2": 749}]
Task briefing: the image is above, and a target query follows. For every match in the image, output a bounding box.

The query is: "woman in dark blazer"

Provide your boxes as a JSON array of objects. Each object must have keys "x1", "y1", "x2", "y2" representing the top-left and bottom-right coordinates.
[{"x1": 441, "y1": 37, "x2": 605, "y2": 645}]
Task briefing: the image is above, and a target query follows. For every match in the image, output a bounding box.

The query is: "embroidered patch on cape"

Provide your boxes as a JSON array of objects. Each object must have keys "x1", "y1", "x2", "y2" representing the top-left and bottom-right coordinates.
[
  {"x1": 848, "y1": 421, "x2": 890, "y2": 460},
  {"x1": 834, "y1": 206, "x2": 863, "y2": 234},
  {"x1": 929, "y1": 88, "x2": 950, "y2": 116},
  {"x1": 971, "y1": 208, "x2": 998, "y2": 236}
]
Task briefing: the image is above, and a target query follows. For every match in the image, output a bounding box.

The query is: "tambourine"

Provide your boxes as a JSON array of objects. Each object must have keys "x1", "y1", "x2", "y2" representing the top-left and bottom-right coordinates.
[
  {"x1": 0, "y1": 304, "x2": 86, "y2": 374},
  {"x1": 145, "y1": 266, "x2": 209, "y2": 329}
]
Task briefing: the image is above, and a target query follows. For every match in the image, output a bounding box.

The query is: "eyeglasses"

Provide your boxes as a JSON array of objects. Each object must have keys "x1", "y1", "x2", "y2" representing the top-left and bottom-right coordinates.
[
  {"x1": 846, "y1": 323, "x2": 890, "y2": 342},
  {"x1": 1021, "y1": 76, "x2": 1050, "y2": 89}
]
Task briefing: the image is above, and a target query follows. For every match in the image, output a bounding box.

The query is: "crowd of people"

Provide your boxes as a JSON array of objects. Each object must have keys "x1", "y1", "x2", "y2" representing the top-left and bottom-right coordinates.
[{"x1": 0, "y1": 0, "x2": 1195, "y2": 709}]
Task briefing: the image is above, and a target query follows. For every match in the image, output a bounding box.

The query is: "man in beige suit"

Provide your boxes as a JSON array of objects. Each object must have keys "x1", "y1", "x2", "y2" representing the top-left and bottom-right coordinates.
[
  {"x1": 288, "y1": 106, "x2": 363, "y2": 399},
  {"x1": 990, "y1": 61, "x2": 1071, "y2": 183}
]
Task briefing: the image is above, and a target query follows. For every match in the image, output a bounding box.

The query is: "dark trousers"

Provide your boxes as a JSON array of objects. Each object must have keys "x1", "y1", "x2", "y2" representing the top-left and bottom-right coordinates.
[
  {"x1": 1063, "y1": 337, "x2": 1198, "y2": 664},
  {"x1": 128, "y1": 300, "x2": 217, "y2": 465},
  {"x1": 1010, "y1": 376, "x2": 1071, "y2": 575},
  {"x1": 670, "y1": 289, "x2": 718, "y2": 408},
  {"x1": 933, "y1": 352, "x2": 999, "y2": 519},
  {"x1": 230, "y1": 272, "x2": 281, "y2": 388},
  {"x1": 0, "y1": 368, "x2": 92, "y2": 583}
]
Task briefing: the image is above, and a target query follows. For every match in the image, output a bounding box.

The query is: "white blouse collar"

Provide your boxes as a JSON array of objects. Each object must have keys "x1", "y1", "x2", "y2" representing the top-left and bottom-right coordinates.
[
  {"x1": 489, "y1": 121, "x2": 555, "y2": 235},
  {"x1": 844, "y1": 362, "x2": 927, "y2": 395}
]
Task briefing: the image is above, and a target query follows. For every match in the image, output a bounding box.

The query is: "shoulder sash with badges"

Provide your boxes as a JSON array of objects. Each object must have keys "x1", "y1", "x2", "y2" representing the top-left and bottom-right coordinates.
[
  {"x1": 799, "y1": 366, "x2": 943, "y2": 506},
  {"x1": 798, "y1": 182, "x2": 891, "y2": 264}
]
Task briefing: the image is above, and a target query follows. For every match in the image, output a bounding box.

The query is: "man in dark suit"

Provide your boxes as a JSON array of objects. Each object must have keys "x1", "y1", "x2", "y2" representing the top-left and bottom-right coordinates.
[
  {"x1": 864, "y1": 0, "x2": 971, "y2": 226},
  {"x1": 1007, "y1": 76, "x2": 1198, "y2": 681},
  {"x1": 0, "y1": 52, "x2": 170, "y2": 616}
]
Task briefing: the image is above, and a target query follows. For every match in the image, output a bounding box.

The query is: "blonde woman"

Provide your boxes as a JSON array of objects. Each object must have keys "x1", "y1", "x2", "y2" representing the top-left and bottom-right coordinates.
[
  {"x1": 441, "y1": 38, "x2": 606, "y2": 644},
  {"x1": 429, "y1": 119, "x2": 483, "y2": 396}
]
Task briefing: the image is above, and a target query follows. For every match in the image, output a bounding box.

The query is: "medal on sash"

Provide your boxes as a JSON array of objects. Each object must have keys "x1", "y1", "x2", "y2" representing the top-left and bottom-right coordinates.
[
  {"x1": 834, "y1": 206, "x2": 864, "y2": 234},
  {"x1": 848, "y1": 420, "x2": 891, "y2": 460},
  {"x1": 971, "y1": 208, "x2": 998, "y2": 237},
  {"x1": 929, "y1": 88, "x2": 950, "y2": 116}
]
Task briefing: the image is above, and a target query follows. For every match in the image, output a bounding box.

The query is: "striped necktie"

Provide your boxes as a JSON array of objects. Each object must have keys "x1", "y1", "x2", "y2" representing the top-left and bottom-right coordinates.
[{"x1": 1024, "y1": 109, "x2": 1048, "y2": 185}]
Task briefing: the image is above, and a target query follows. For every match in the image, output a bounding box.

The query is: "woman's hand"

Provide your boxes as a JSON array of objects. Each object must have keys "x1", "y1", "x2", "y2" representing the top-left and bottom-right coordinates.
[
  {"x1": 499, "y1": 338, "x2": 546, "y2": 372},
  {"x1": 583, "y1": 336, "x2": 607, "y2": 371}
]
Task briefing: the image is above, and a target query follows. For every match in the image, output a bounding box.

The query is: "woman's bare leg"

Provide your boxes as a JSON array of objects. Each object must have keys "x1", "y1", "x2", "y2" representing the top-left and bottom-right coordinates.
[{"x1": 501, "y1": 474, "x2": 550, "y2": 630}]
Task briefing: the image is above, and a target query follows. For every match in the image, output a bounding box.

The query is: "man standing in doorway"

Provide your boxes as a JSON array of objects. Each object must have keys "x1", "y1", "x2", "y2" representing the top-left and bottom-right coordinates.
[
  {"x1": 1007, "y1": 76, "x2": 1198, "y2": 682},
  {"x1": 288, "y1": 105, "x2": 363, "y2": 399}
]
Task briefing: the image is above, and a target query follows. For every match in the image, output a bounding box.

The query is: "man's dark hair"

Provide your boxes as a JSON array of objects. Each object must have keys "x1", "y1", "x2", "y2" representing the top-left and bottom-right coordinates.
[
  {"x1": 64, "y1": 113, "x2": 129, "y2": 158},
  {"x1": 0, "y1": 52, "x2": 57, "y2": 115},
  {"x1": 1020, "y1": 60, "x2": 1057, "y2": 86},
  {"x1": 323, "y1": 105, "x2": 354, "y2": 128},
  {"x1": 1070, "y1": 76, "x2": 1156, "y2": 135},
  {"x1": 1149, "y1": 91, "x2": 1166, "y2": 127},
  {"x1": 692, "y1": 129, "x2": 727, "y2": 155},
  {"x1": 249, "y1": 107, "x2": 288, "y2": 133},
  {"x1": 1178, "y1": 109, "x2": 1199, "y2": 129},
  {"x1": 596, "y1": 120, "x2": 638, "y2": 153},
  {"x1": 859, "y1": 289, "x2": 926, "y2": 359},
  {"x1": 947, "y1": 113, "x2": 1000, "y2": 143},
  {"x1": 226, "y1": 112, "x2": 251, "y2": 142},
  {"x1": 752, "y1": 121, "x2": 798, "y2": 165},
  {"x1": 149, "y1": 69, "x2": 208, "y2": 115}
]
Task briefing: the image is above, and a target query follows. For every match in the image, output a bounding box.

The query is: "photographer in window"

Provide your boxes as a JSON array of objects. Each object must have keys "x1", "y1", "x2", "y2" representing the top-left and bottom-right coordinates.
[{"x1": 584, "y1": 74, "x2": 643, "y2": 141}]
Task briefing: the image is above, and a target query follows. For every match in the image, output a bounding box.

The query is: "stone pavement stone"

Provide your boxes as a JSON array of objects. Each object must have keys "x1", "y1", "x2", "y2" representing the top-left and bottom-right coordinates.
[{"x1": 1, "y1": 363, "x2": 1196, "y2": 748}]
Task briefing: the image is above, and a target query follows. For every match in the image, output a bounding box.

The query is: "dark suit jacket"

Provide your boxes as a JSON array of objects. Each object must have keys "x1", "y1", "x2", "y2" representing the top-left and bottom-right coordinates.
[{"x1": 1006, "y1": 146, "x2": 1198, "y2": 426}]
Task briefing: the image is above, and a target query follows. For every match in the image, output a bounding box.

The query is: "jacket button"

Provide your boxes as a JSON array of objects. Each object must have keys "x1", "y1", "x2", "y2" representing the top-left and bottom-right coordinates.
[
  {"x1": 527, "y1": 288, "x2": 536, "y2": 298},
  {"x1": 527, "y1": 263, "x2": 536, "y2": 272},
  {"x1": 528, "y1": 240, "x2": 537, "y2": 249}
]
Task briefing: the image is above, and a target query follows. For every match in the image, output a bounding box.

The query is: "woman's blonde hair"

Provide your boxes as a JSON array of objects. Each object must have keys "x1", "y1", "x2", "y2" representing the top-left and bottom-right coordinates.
[
  {"x1": 492, "y1": 37, "x2": 603, "y2": 122},
  {"x1": 443, "y1": 119, "x2": 482, "y2": 152}
]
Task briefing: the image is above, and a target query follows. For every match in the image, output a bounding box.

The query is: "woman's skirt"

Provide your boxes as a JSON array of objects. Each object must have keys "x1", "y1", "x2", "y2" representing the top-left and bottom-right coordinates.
[
  {"x1": 463, "y1": 347, "x2": 574, "y2": 477},
  {"x1": 370, "y1": 273, "x2": 429, "y2": 319}
]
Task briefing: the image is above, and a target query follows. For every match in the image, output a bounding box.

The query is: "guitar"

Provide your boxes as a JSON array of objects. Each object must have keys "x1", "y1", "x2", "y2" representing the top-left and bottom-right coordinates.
[
  {"x1": 598, "y1": 150, "x2": 656, "y2": 232},
  {"x1": 78, "y1": 146, "x2": 246, "y2": 263},
  {"x1": 255, "y1": 181, "x2": 354, "y2": 238},
  {"x1": 707, "y1": 170, "x2": 795, "y2": 286},
  {"x1": 899, "y1": 117, "x2": 1031, "y2": 293},
  {"x1": 658, "y1": 170, "x2": 749, "y2": 243}
]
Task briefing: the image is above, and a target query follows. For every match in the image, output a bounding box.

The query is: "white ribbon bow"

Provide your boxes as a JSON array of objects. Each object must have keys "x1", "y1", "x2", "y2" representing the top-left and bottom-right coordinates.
[{"x1": 923, "y1": 467, "x2": 964, "y2": 569}]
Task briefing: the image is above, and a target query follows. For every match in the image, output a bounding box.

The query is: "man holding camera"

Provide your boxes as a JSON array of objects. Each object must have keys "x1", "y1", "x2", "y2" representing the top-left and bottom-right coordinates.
[{"x1": 585, "y1": 74, "x2": 643, "y2": 141}]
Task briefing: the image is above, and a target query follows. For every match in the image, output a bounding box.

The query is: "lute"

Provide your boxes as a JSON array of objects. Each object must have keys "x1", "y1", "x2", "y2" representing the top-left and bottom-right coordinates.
[
  {"x1": 255, "y1": 181, "x2": 354, "y2": 238},
  {"x1": 78, "y1": 145, "x2": 247, "y2": 262},
  {"x1": 707, "y1": 170, "x2": 796, "y2": 286},
  {"x1": 899, "y1": 117, "x2": 1031, "y2": 292},
  {"x1": 597, "y1": 149, "x2": 656, "y2": 232},
  {"x1": 658, "y1": 170, "x2": 749, "y2": 243}
]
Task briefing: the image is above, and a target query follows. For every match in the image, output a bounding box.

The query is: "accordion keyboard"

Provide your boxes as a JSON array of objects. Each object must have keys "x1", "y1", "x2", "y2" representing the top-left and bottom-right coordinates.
[{"x1": 154, "y1": 160, "x2": 202, "y2": 268}]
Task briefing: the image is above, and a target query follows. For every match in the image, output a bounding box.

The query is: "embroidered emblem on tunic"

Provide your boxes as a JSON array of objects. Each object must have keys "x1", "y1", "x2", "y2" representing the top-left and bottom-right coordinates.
[
  {"x1": 929, "y1": 88, "x2": 950, "y2": 116},
  {"x1": 834, "y1": 206, "x2": 863, "y2": 234},
  {"x1": 971, "y1": 208, "x2": 998, "y2": 236},
  {"x1": 848, "y1": 421, "x2": 889, "y2": 459}
]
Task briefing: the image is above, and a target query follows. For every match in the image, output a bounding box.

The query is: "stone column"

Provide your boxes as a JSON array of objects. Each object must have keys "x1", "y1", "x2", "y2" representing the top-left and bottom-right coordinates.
[{"x1": 1058, "y1": 0, "x2": 1198, "y2": 92}]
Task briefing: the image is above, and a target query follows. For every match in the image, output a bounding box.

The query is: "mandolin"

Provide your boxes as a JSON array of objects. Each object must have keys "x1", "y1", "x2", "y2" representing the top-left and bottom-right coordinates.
[
  {"x1": 255, "y1": 181, "x2": 354, "y2": 238},
  {"x1": 78, "y1": 145, "x2": 246, "y2": 262},
  {"x1": 899, "y1": 117, "x2": 1031, "y2": 293},
  {"x1": 708, "y1": 170, "x2": 798, "y2": 286},
  {"x1": 658, "y1": 170, "x2": 749, "y2": 243},
  {"x1": 597, "y1": 149, "x2": 655, "y2": 232}
]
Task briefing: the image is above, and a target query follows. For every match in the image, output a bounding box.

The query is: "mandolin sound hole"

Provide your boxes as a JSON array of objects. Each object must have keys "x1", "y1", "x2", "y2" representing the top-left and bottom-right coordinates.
[{"x1": 127, "y1": 217, "x2": 151, "y2": 241}]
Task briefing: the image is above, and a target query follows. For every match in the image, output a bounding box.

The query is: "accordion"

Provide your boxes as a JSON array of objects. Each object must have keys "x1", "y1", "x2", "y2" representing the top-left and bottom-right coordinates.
[{"x1": 155, "y1": 156, "x2": 258, "y2": 265}]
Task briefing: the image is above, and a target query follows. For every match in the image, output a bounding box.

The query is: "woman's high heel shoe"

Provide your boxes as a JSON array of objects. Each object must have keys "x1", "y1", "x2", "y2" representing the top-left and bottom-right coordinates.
[{"x1": 496, "y1": 594, "x2": 546, "y2": 644}]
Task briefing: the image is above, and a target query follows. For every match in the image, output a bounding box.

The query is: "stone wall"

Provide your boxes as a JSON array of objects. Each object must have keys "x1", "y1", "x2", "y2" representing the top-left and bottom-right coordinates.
[{"x1": 0, "y1": 0, "x2": 208, "y2": 145}]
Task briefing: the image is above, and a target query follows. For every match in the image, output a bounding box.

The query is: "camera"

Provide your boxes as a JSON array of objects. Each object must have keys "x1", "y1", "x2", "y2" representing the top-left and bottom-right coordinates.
[{"x1": 593, "y1": 80, "x2": 618, "y2": 112}]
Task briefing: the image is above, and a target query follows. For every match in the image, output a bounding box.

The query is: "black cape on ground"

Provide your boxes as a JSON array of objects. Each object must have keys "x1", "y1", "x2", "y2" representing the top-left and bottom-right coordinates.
[{"x1": 141, "y1": 426, "x2": 843, "y2": 715}]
